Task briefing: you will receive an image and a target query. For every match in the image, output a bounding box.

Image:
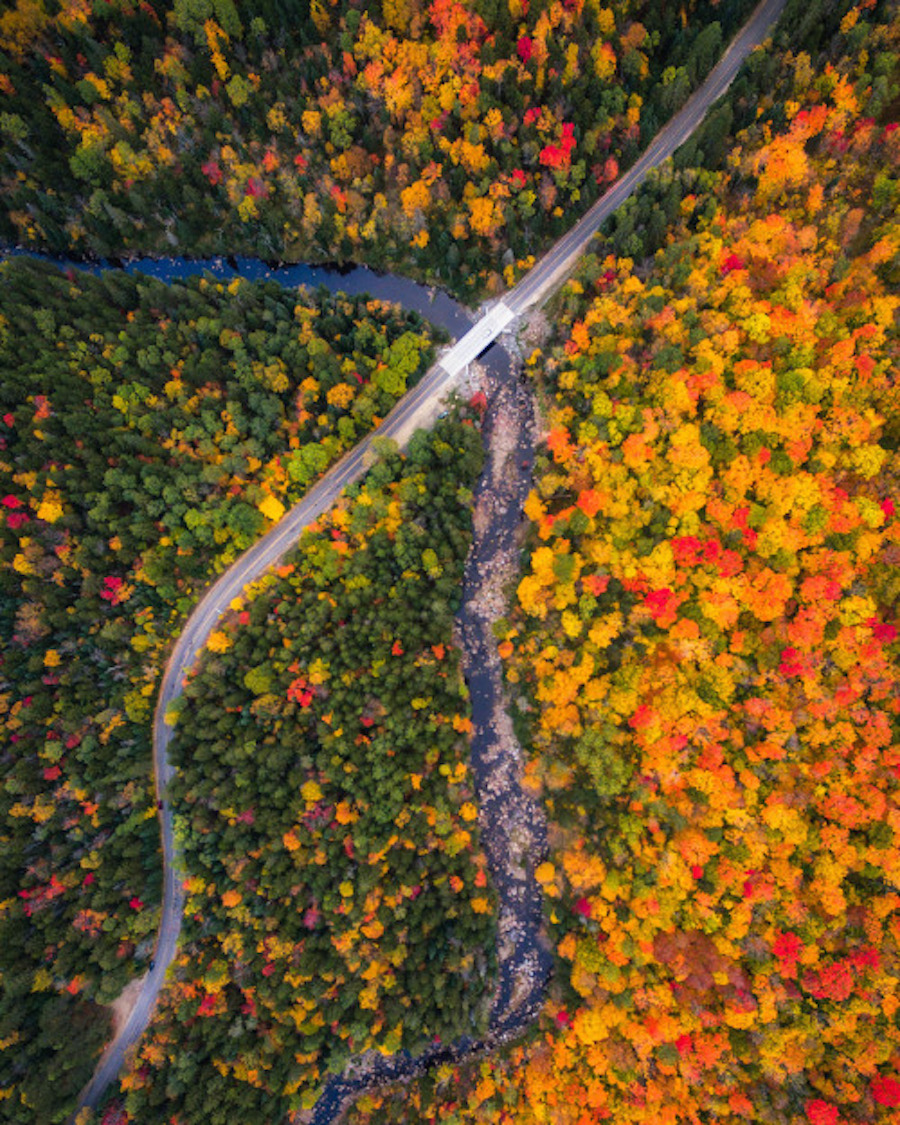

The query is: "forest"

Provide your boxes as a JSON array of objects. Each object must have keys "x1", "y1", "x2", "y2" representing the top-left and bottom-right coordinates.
[
  {"x1": 0, "y1": 0, "x2": 758, "y2": 297},
  {"x1": 344, "y1": 0, "x2": 900, "y2": 1122},
  {"x1": 1, "y1": 0, "x2": 899, "y2": 1123},
  {"x1": 0, "y1": 260, "x2": 438, "y2": 1122}
]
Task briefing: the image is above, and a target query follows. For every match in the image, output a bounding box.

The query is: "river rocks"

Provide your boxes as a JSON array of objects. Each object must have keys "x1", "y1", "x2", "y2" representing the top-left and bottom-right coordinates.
[{"x1": 304, "y1": 331, "x2": 552, "y2": 1125}]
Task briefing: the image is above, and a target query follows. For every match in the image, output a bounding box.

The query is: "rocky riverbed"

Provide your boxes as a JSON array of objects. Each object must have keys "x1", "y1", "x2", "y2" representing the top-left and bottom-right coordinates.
[{"x1": 303, "y1": 339, "x2": 552, "y2": 1125}]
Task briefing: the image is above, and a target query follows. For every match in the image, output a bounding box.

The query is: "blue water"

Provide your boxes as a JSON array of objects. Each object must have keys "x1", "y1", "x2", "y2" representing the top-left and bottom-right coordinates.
[{"x1": 2, "y1": 249, "x2": 478, "y2": 343}]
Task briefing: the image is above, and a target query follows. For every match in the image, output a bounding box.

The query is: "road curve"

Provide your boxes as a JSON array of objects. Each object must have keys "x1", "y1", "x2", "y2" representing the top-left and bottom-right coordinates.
[{"x1": 74, "y1": 0, "x2": 787, "y2": 1112}]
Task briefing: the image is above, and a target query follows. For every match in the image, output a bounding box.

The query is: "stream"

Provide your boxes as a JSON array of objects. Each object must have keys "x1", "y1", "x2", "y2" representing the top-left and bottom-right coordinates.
[{"x1": 306, "y1": 320, "x2": 552, "y2": 1125}]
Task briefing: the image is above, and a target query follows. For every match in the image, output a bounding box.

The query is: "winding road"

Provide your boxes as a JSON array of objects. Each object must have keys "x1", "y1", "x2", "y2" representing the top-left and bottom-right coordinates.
[{"x1": 73, "y1": 0, "x2": 787, "y2": 1114}]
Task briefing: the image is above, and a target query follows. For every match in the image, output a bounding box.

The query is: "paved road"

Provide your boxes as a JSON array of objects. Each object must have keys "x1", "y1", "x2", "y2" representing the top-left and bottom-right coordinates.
[{"x1": 74, "y1": 0, "x2": 787, "y2": 1112}]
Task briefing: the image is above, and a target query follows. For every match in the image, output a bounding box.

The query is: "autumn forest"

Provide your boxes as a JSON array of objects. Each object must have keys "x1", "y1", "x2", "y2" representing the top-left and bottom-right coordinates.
[{"x1": 1, "y1": 1, "x2": 898, "y2": 1125}]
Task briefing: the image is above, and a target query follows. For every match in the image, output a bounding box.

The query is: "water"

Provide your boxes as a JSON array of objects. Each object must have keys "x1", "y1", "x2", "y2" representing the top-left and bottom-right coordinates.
[{"x1": 2, "y1": 248, "x2": 480, "y2": 348}]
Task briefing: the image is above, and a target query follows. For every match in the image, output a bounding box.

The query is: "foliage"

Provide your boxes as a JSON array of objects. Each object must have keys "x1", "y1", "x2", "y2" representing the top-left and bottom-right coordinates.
[
  {"x1": 0, "y1": 0, "x2": 757, "y2": 297},
  {"x1": 346, "y1": 5, "x2": 900, "y2": 1124},
  {"x1": 600, "y1": 0, "x2": 900, "y2": 262},
  {"x1": 0, "y1": 259, "x2": 437, "y2": 1123},
  {"x1": 111, "y1": 418, "x2": 495, "y2": 1122}
]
